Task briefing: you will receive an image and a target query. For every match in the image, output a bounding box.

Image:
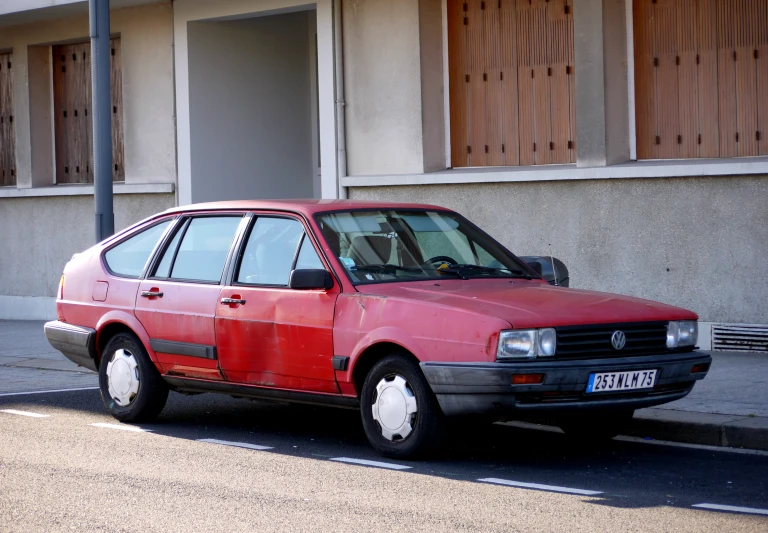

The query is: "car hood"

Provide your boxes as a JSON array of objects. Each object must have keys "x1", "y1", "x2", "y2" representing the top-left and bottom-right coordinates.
[{"x1": 355, "y1": 279, "x2": 697, "y2": 329}]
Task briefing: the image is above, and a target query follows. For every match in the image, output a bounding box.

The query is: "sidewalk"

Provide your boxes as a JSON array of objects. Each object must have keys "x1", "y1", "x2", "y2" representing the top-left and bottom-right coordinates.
[{"x1": 2, "y1": 320, "x2": 766, "y2": 450}]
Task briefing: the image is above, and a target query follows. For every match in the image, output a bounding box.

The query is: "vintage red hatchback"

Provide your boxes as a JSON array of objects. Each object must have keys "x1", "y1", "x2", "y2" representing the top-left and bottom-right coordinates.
[{"x1": 45, "y1": 200, "x2": 711, "y2": 458}]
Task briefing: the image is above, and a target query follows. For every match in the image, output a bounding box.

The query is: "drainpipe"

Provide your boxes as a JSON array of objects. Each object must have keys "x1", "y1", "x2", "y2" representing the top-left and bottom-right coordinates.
[
  {"x1": 90, "y1": 0, "x2": 114, "y2": 241},
  {"x1": 333, "y1": 0, "x2": 347, "y2": 199}
]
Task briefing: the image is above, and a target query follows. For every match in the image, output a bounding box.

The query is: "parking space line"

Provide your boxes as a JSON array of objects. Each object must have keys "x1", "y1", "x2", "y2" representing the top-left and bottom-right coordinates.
[
  {"x1": 0, "y1": 387, "x2": 99, "y2": 398},
  {"x1": 478, "y1": 478, "x2": 603, "y2": 496},
  {"x1": 692, "y1": 503, "x2": 768, "y2": 516},
  {"x1": 330, "y1": 457, "x2": 412, "y2": 470},
  {"x1": 89, "y1": 423, "x2": 150, "y2": 432},
  {"x1": 0, "y1": 409, "x2": 49, "y2": 418},
  {"x1": 196, "y1": 438, "x2": 273, "y2": 451}
]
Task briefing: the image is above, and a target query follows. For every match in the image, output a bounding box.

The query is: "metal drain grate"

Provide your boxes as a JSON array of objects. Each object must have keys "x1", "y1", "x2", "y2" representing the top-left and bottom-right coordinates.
[{"x1": 712, "y1": 324, "x2": 768, "y2": 353}]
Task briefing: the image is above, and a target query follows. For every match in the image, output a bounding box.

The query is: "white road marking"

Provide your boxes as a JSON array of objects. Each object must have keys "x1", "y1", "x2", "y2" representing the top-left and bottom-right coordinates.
[
  {"x1": 500, "y1": 421, "x2": 768, "y2": 457},
  {"x1": 89, "y1": 423, "x2": 150, "y2": 432},
  {"x1": 196, "y1": 438, "x2": 273, "y2": 451},
  {"x1": 330, "y1": 457, "x2": 412, "y2": 470},
  {"x1": 692, "y1": 503, "x2": 768, "y2": 516},
  {"x1": 0, "y1": 386, "x2": 99, "y2": 398},
  {"x1": 0, "y1": 409, "x2": 49, "y2": 418},
  {"x1": 615, "y1": 436, "x2": 768, "y2": 457},
  {"x1": 478, "y1": 478, "x2": 603, "y2": 496}
]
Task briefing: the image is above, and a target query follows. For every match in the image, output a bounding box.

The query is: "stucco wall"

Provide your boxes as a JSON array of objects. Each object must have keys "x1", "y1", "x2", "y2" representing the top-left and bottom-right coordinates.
[
  {"x1": 187, "y1": 12, "x2": 314, "y2": 203},
  {"x1": 343, "y1": 0, "x2": 425, "y2": 175},
  {"x1": 0, "y1": 1, "x2": 176, "y2": 187},
  {"x1": 348, "y1": 176, "x2": 768, "y2": 325},
  {"x1": 0, "y1": 193, "x2": 175, "y2": 318}
]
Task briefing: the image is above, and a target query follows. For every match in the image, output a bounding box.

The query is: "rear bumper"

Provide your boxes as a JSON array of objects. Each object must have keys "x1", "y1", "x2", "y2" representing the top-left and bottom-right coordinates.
[
  {"x1": 43, "y1": 321, "x2": 98, "y2": 372},
  {"x1": 420, "y1": 351, "x2": 711, "y2": 417}
]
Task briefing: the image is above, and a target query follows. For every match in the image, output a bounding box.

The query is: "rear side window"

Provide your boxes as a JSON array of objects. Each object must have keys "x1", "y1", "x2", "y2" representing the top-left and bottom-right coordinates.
[
  {"x1": 157, "y1": 216, "x2": 242, "y2": 283},
  {"x1": 104, "y1": 220, "x2": 172, "y2": 278}
]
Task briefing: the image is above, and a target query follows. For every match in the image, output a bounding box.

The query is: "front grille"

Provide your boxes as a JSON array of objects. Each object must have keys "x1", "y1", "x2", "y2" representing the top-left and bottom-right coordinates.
[{"x1": 555, "y1": 322, "x2": 675, "y2": 359}]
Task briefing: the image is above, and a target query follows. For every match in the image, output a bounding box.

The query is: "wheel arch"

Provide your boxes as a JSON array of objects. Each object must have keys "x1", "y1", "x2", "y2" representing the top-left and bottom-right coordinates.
[
  {"x1": 351, "y1": 342, "x2": 421, "y2": 398},
  {"x1": 95, "y1": 311, "x2": 157, "y2": 367}
]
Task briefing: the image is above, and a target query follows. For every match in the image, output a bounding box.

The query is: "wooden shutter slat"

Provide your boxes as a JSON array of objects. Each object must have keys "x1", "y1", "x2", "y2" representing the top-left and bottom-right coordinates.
[
  {"x1": 656, "y1": 0, "x2": 680, "y2": 159},
  {"x1": 484, "y1": 0, "x2": 505, "y2": 166},
  {"x1": 735, "y1": 0, "x2": 759, "y2": 156},
  {"x1": 448, "y1": 0, "x2": 470, "y2": 167},
  {"x1": 717, "y1": 0, "x2": 738, "y2": 157},
  {"x1": 758, "y1": 0, "x2": 768, "y2": 155},
  {"x1": 0, "y1": 51, "x2": 15, "y2": 186},
  {"x1": 467, "y1": 0, "x2": 487, "y2": 167},
  {"x1": 111, "y1": 37, "x2": 125, "y2": 181},
  {"x1": 634, "y1": 0, "x2": 657, "y2": 159},
  {"x1": 548, "y1": 0, "x2": 571, "y2": 164},
  {"x1": 697, "y1": 0, "x2": 720, "y2": 157},
  {"x1": 677, "y1": 0, "x2": 699, "y2": 158},
  {"x1": 516, "y1": 0, "x2": 535, "y2": 165},
  {"x1": 500, "y1": 0, "x2": 520, "y2": 166}
]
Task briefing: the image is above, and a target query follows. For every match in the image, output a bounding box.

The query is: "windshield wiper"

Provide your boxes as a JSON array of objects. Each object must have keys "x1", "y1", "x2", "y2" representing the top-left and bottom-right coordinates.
[
  {"x1": 434, "y1": 264, "x2": 533, "y2": 279},
  {"x1": 352, "y1": 264, "x2": 422, "y2": 273}
]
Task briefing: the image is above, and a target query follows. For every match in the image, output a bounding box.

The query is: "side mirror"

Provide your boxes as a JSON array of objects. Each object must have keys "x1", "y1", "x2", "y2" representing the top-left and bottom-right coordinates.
[
  {"x1": 519, "y1": 256, "x2": 570, "y2": 287},
  {"x1": 289, "y1": 269, "x2": 334, "y2": 290}
]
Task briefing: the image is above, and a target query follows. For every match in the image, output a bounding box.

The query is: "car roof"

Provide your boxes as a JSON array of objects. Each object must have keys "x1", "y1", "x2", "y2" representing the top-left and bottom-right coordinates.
[{"x1": 162, "y1": 199, "x2": 450, "y2": 217}]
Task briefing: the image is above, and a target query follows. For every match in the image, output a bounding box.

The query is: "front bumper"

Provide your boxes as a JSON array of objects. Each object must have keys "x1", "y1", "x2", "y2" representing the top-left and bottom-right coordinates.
[
  {"x1": 44, "y1": 321, "x2": 98, "y2": 372},
  {"x1": 420, "y1": 351, "x2": 711, "y2": 417}
]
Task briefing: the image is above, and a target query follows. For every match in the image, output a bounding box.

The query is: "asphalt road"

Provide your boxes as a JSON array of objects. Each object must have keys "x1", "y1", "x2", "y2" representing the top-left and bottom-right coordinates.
[{"x1": 1, "y1": 388, "x2": 766, "y2": 532}]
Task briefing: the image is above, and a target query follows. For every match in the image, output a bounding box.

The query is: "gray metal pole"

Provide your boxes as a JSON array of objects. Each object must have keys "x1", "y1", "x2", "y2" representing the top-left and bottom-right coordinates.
[{"x1": 90, "y1": 0, "x2": 114, "y2": 242}]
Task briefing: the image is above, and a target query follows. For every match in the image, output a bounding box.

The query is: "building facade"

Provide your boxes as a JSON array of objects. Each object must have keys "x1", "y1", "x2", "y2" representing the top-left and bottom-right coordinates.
[{"x1": 1, "y1": 0, "x2": 766, "y2": 351}]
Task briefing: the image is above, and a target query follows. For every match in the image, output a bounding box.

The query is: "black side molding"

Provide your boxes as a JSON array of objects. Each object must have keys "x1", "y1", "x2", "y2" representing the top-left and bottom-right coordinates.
[
  {"x1": 150, "y1": 339, "x2": 217, "y2": 360},
  {"x1": 163, "y1": 376, "x2": 360, "y2": 410},
  {"x1": 332, "y1": 356, "x2": 350, "y2": 371}
]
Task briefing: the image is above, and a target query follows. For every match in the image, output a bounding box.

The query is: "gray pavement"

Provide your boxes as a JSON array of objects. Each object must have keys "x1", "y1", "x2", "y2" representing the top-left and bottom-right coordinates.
[{"x1": 1, "y1": 319, "x2": 767, "y2": 450}]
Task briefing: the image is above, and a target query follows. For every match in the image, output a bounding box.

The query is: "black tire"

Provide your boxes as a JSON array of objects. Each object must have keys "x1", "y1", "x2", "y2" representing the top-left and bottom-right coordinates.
[
  {"x1": 360, "y1": 354, "x2": 445, "y2": 459},
  {"x1": 98, "y1": 332, "x2": 168, "y2": 422},
  {"x1": 558, "y1": 409, "x2": 635, "y2": 443}
]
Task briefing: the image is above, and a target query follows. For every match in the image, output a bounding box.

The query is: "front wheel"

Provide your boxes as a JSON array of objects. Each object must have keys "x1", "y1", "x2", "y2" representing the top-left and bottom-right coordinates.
[
  {"x1": 558, "y1": 409, "x2": 635, "y2": 443},
  {"x1": 98, "y1": 332, "x2": 169, "y2": 422},
  {"x1": 360, "y1": 354, "x2": 445, "y2": 459}
]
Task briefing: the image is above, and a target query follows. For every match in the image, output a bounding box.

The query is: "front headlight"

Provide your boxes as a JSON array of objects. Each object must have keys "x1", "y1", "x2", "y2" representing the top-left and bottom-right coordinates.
[
  {"x1": 667, "y1": 321, "x2": 698, "y2": 348},
  {"x1": 497, "y1": 328, "x2": 556, "y2": 359}
]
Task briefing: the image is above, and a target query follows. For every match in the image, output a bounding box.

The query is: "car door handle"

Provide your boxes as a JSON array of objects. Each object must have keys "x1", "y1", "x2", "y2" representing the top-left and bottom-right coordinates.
[
  {"x1": 140, "y1": 290, "x2": 164, "y2": 298},
  {"x1": 221, "y1": 298, "x2": 246, "y2": 305}
]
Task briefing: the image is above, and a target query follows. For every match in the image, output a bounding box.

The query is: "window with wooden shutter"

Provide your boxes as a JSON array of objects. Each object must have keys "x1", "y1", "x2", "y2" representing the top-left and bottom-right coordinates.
[
  {"x1": 53, "y1": 38, "x2": 125, "y2": 184},
  {"x1": 447, "y1": 0, "x2": 575, "y2": 168},
  {"x1": 634, "y1": 0, "x2": 768, "y2": 159},
  {"x1": 0, "y1": 51, "x2": 15, "y2": 186}
]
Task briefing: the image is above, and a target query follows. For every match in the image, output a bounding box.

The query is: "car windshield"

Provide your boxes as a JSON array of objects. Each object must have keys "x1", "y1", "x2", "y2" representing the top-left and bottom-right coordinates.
[{"x1": 315, "y1": 210, "x2": 534, "y2": 285}]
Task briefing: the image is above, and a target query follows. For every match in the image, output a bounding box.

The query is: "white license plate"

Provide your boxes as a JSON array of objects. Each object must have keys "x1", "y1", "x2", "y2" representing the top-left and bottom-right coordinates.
[{"x1": 586, "y1": 370, "x2": 657, "y2": 393}]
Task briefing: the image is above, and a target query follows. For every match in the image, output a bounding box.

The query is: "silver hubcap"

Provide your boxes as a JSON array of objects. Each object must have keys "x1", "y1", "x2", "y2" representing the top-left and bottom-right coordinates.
[
  {"x1": 371, "y1": 374, "x2": 418, "y2": 441},
  {"x1": 106, "y1": 349, "x2": 140, "y2": 407}
]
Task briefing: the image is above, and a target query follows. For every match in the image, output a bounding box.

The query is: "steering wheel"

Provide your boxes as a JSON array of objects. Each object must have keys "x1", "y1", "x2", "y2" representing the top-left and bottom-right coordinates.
[{"x1": 426, "y1": 255, "x2": 459, "y2": 266}]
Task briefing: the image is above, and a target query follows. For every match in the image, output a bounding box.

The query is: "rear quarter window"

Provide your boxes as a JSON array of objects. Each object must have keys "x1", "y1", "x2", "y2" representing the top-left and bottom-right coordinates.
[{"x1": 104, "y1": 220, "x2": 172, "y2": 278}]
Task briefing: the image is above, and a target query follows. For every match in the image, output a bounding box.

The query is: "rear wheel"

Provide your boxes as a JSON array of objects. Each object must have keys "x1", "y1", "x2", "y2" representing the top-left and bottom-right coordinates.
[
  {"x1": 558, "y1": 409, "x2": 634, "y2": 443},
  {"x1": 360, "y1": 354, "x2": 445, "y2": 459},
  {"x1": 98, "y1": 332, "x2": 168, "y2": 422}
]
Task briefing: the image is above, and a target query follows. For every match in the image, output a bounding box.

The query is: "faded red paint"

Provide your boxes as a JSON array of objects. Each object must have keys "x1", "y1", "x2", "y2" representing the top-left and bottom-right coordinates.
[{"x1": 56, "y1": 200, "x2": 700, "y2": 400}]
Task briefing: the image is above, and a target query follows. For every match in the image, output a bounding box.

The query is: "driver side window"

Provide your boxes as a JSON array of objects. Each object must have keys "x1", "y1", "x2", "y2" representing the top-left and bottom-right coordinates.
[{"x1": 236, "y1": 217, "x2": 305, "y2": 286}]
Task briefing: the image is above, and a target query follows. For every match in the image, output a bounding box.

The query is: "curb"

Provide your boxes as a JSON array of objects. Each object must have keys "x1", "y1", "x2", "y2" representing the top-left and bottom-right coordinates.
[{"x1": 627, "y1": 408, "x2": 768, "y2": 451}]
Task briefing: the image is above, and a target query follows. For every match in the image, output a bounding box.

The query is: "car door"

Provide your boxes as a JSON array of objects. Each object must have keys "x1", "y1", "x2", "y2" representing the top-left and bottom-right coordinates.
[
  {"x1": 215, "y1": 214, "x2": 340, "y2": 393},
  {"x1": 135, "y1": 214, "x2": 247, "y2": 380}
]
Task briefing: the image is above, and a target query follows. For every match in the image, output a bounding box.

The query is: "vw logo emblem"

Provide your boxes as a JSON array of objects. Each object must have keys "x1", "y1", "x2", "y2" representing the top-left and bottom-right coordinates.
[{"x1": 611, "y1": 330, "x2": 626, "y2": 350}]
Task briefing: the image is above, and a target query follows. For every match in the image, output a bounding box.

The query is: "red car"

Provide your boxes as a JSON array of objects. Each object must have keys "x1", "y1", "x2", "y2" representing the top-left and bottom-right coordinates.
[{"x1": 45, "y1": 200, "x2": 711, "y2": 458}]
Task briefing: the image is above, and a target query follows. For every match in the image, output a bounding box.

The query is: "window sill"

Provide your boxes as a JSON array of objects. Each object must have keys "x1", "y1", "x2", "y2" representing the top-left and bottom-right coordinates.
[
  {"x1": 341, "y1": 157, "x2": 768, "y2": 187},
  {"x1": 0, "y1": 182, "x2": 175, "y2": 198}
]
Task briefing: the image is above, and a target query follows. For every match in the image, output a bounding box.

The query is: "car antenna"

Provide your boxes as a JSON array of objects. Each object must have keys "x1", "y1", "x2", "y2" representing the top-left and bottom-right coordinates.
[{"x1": 548, "y1": 243, "x2": 558, "y2": 286}]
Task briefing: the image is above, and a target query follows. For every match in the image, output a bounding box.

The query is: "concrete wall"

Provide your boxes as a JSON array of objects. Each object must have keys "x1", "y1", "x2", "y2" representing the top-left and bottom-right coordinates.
[
  {"x1": 343, "y1": 0, "x2": 425, "y2": 175},
  {"x1": 349, "y1": 176, "x2": 768, "y2": 325},
  {"x1": 0, "y1": 193, "x2": 175, "y2": 319},
  {"x1": 187, "y1": 12, "x2": 314, "y2": 203},
  {"x1": 0, "y1": 1, "x2": 176, "y2": 187}
]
